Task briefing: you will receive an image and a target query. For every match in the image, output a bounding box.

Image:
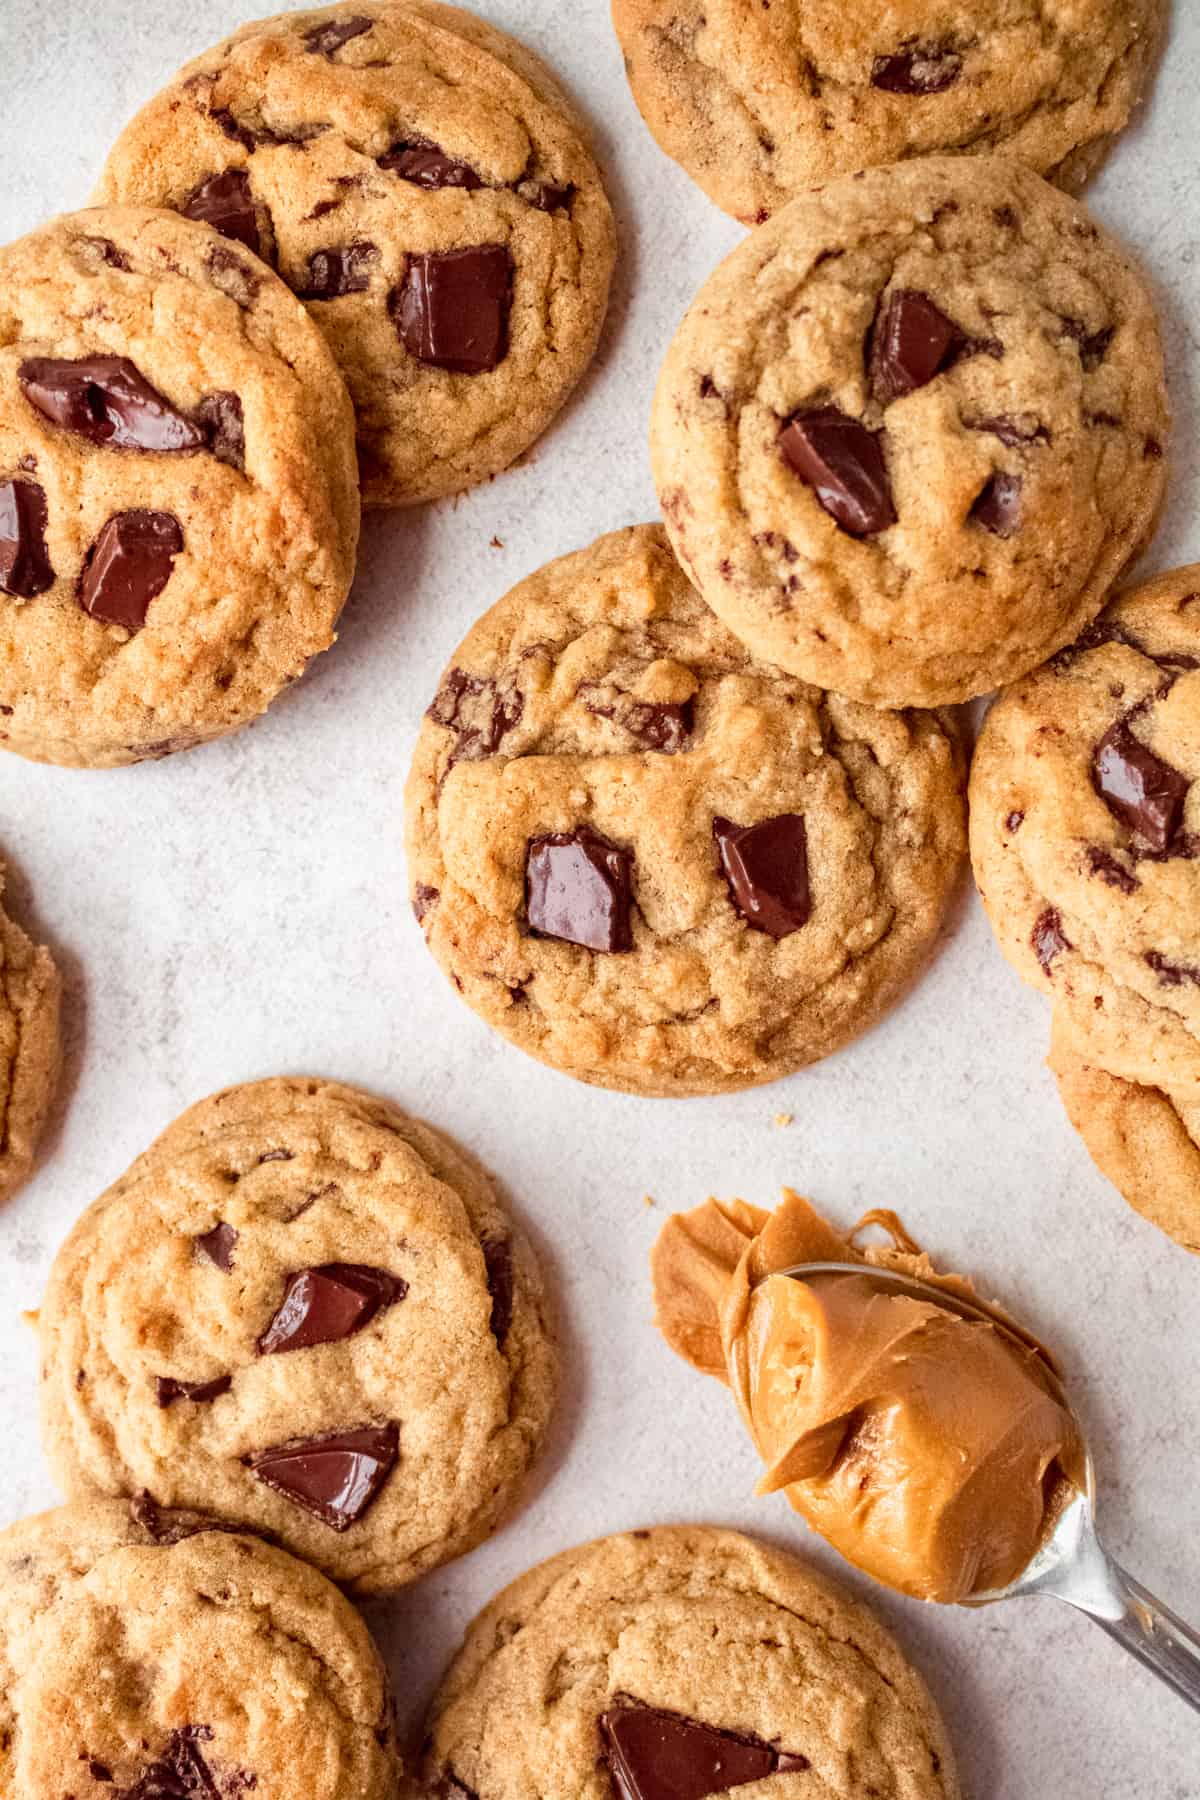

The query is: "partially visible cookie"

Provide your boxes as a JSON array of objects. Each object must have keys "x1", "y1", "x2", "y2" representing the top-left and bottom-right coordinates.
[
  {"x1": 0, "y1": 864, "x2": 60, "y2": 1203},
  {"x1": 971, "y1": 565, "x2": 1200, "y2": 1102},
  {"x1": 37, "y1": 1076, "x2": 556, "y2": 1594},
  {"x1": 613, "y1": 0, "x2": 1165, "y2": 222},
  {"x1": 0, "y1": 206, "x2": 359, "y2": 768},
  {"x1": 421, "y1": 1524, "x2": 961, "y2": 1798},
  {"x1": 98, "y1": 1, "x2": 617, "y2": 507},
  {"x1": 651, "y1": 157, "x2": 1168, "y2": 708},
  {"x1": 405, "y1": 524, "x2": 966, "y2": 1097},
  {"x1": 0, "y1": 1498, "x2": 400, "y2": 1796}
]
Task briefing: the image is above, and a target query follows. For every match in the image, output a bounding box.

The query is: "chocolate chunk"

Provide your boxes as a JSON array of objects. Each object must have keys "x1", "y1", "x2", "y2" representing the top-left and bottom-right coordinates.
[
  {"x1": 391, "y1": 245, "x2": 513, "y2": 374},
  {"x1": 713, "y1": 814, "x2": 810, "y2": 939},
  {"x1": 299, "y1": 241, "x2": 379, "y2": 299},
  {"x1": 130, "y1": 1491, "x2": 249, "y2": 1547},
  {"x1": 1092, "y1": 722, "x2": 1189, "y2": 852},
  {"x1": 257, "y1": 1264, "x2": 407, "y2": 1355},
  {"x1": 1005, "y1": 810, "x2": 1025, "y2": 833},
  {"x1": 79, "y1": 510, "x2": 184, "y2": 630},
  {"x1": 258, "y1": 1148, "x2": 294, "y2": 1164},
  {"x1": 871, "y1": 45, "x2": 962, "y2": 93},
  {"x1": 413, "y1": 883, "x2": 440, "y2": 923},
  {"x1": 1086, "y1": 845, "x2": 1139, "y2": 893},
  {"x1": 196, "y1": 1222, "x2": 238, "y2": 1271},
  {"x1": 207, "y1": 245, "x2": 262, "y2": 310},
  {"x1": 0, "y1": 478, "x2": 54, "y2": 597},
  {"x1": 428, "y1": 667, "x2": 523, "y2": 765},
  {"x1": 212, "y1": 109, "x2": 326, "y2": 151},
  {"x1": 1060, "y1": 318, "x2": 1113, "y2": 372},
  {"x1": 1144, "y1": 951, "x2": 1200, "y2": 989},
  {"x1": 970, "y1": 472, "x2": 1022, "y2": 537},
  {"x1": 19, "y1": 356, "x2": 207, "y2": 453},
  {"x1": 519, "y1": 178, "x2": 574, "y2": 212},
  {"x1": 182, "y1": 169, "x2": 262, "y2": 255},
  {"x1": 379, "y1": 138, "x2": 484, "y2": 189},
  {"x1": 89, "y1": 1763, "x2": 113, "y2": 1782},
  {"x1": 193, "y1": 391, "x2": 245, "y2": 471},
  {"x1": 779, "y1": 407, "x2": 896, "y2": 537},
  {"x1": 482, "y1": 1238, "x2": 514, "y2": 1345},
  {"x1": 599, "y1": 1702, "x2": 809, "y2": 1800},
  {"x1": 869, "y1": 289, "x2": 959, "y2": 405},
  {"x1": 83, "y1": 236, "x2": 131, "y2": 271},
  {"x1": 526, "y1": 827, "x2": 635, "y2": 953},
  {"x1": 1032, "y1": 908, "x2": 1072, "y2": 974},
  {"x1": 304, "y1": 14, "x2": 373, "y2": 55},
  {"x1": 116, "y1": 1726, "x2": 222, "y2": 1800},
  {"x1": 155, "y1": 1374, "x2": 233, "y2": 1408},
  {"x1": 581, "y1": 687, "x2": 695, "y2": 753},
  {"x1": 967, "y1": 415, "x2": 1051, "y2": 447},
  {"x1": 244, "y1": 1422, "x2": 399, "y2": 1529}
]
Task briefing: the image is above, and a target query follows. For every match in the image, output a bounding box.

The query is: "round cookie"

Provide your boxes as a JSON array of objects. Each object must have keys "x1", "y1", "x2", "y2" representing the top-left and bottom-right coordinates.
[
  {"x1": 420, "y1": 1524, "x2": 961, "y2": 1798},
  {"x1": 98, "y1": 1, "x2": 617, "y2": 507},
  {"x1": 651, "y1": 156, "x2": 1168, "y2": 708},
  {"x1": 1050, "y1": 1025, "x2": 1200, "y2": 1256},
  {"x1": 0, "y1": 206, "x2": 358, "y2": 768},
  {"x1": 0, "y1": 863, "x2": 60, "y2": 1203},
  {"x1": 0, "y1": 1499, "x2": 400, "y2": 1795},
  {"x1": 613, "y1": 0, "x2": 1165, "y2": 223},
  {"x1": 970, "y1": 564, "x2": 1200, "y2": 1101},
  {"x1": 405, "y1": 523, "x2": 966, "y2": 1097},
  {"x1": 37, "y1": 1076, "x2": 556, "y2": 1594}
]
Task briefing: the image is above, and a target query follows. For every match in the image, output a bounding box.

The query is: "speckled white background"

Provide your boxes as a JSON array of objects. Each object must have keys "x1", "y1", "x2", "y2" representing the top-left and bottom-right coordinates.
[{"x1": 0, "y1": 2, "x2": 1197, "y2": 1793}]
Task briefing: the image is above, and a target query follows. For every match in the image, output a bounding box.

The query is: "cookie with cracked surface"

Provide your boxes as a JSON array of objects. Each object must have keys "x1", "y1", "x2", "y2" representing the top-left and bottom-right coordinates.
[
  {"x1": 0, "y1": 1498, "x2": 400, "y2": 1796},
  {"x1": 36, "y1": 1076, "x2": 556, "y2": 1594},
  {"x1": 420, "y1": 1524, "x2": 960, "y2": 1798},
  {"x1": 971, "y1": 564, "x2": 1200, "y2": 1103},
  {"x1": 651, "y1": 156, "x2": 1168, "y2": 708},
  {"x1": 0, "y1": 206, "x2": 358, "y2": 769},
  {"x1": 405, "y1": 524, "x2": 966, "y2": 1097},
  {"x1": 0, "y1": 863, "x2": 60, "y2": 1203},
  {"x1": 612, "y1": 0, "x2": 1165, "y2": 223},
  {"x1": 98, "y1": 0, "x2": 617, "y2": 507}
]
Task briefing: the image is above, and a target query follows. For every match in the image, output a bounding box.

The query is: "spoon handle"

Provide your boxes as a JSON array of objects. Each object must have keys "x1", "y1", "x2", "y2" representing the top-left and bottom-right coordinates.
[{"x1": 1092, "y1": 1562, "x2": 1200, "y2": 1714}]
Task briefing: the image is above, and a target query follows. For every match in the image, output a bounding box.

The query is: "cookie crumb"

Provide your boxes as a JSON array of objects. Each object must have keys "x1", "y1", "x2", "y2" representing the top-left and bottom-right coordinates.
[
  {"x1": 643, "y1": 1194, "x2": 656, "y2": 1209},
  {"x1": 774, "y1": 1113, "x2": 794, "y2": 1128},
  {"x1": 490, "y1": 536, "x2": 505, "y2": 549}
]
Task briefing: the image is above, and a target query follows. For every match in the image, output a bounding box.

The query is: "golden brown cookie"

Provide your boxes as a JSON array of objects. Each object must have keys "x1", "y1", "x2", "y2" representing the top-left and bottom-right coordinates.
[
  {"x1": 37, "y1": 1077, "x2": 556, "y2": 1594},
  {"x1": 405, "y1": 524, "x2": 966, "y2": 1097},
  {"x1": 651, "y1": 157, "x2": 1168, "y2": 708},
  {"x1": 420, "y1": 1525, "x2": 961, "y2": 1798},
  {"x1": 0, "y1": 863, "x2": 60, "y2": 1203},
  {"x1": 613, "y1": 0, "x2": 1165, "y2": 222},
  {"x1": 98, "y1": 1, "x2": 617, "y2": 506}
]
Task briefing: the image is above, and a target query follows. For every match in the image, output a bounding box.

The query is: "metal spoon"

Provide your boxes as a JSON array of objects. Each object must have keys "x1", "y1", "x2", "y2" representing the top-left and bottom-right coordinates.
[{"x1": 781, "y1": 1261, "x2": 1200, "y2": 1711}]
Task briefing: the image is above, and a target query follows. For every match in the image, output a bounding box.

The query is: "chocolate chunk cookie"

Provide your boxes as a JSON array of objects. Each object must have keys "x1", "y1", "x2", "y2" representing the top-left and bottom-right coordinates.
[
  {"x1": 0, "y1": 863, "x2": 60, "y2": 1203},
  {"x1": 36, "y1": 1077, "x2": 556, "y2": 1593},
  {"x1": 651, "y1": 157, "x2": 1168, "y2": 708},
  {"x1": 613, "y1": 0, "x2": 1165, "y2": 223},
  {"x1": 98, "y1": 1, "x2": 617, "y2": 506},
  {"x1": 420, "y1": 1525, "x2": 961, "y2": 1798},
  {"x1": 405, "y1": 524, "x2": 966, "y2": 1096},
  {"x1": 0, "y1": 207, "x2": 358, "y2": 768},
  {"x1": 0, "y1": 1499, "x2": 400, "y2": 1796},
  {"x1": 971, "y1": 564, "x2": 1200, "y2": 1107}
]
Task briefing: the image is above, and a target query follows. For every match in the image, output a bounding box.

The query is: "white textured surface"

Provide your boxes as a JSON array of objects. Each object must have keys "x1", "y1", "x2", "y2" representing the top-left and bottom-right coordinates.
[{"x1": 0, "y1": 4, "x2": 1198, "y2": 1794}]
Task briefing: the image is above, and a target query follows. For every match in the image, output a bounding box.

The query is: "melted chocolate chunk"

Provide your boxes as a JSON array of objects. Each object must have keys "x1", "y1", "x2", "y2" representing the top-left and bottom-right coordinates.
[
  {"x1": 581, "y1": 686, "x2": 695, "y2": 753},
  {"x1": 379, "y1": 138, "x2": 484, "y2": 189},
  {"x1": 193, "y1": 391, "x2": 246, "y2": 471},
  {"x1": 182, "y1": 169, "x2": 262, "y2": 255},
  {"x1": 780, "y1": 407, "x2": 895, "y2": 537},
  {"x1": 413, "y1": 883, "x2": 440, "y2": 923},
  {"x1": 1086, "y1": 845, "x2": 1139, "y2": 893},
  {"x1": 1032, "y1": 908, "x2": 1072, "y2": 974},
  {"x1": 713, "y1": 814, "x2": 810, "y2": 939},
  {"x1": 129, "y1": 1492, "x2": 246, "y2": 1546},
  {"x1": 212, "y1": 109, "x2": 326, "y2": 151},
  {"x1": 967, "y1": 415, "x2": 1050, "y2": 447},
  {"x1": 299, "y1": 241, "x2": 379, "y2": 299},
  {"x1": 871, "y1": 44, "x2": 962, "y2": 93},
  {"x1": 244, "y1": 1422, "x2": 399, "y2": 1529},
  {"x1": 520, "y1": 179, "x2": 574, "y2": 212},
  {"x1": 599, "y1": 1702, "x2": 809, "y2": 1800},
  {"x1": 1005, "y1": 810, "x2": 1025, "y2": 833},
  {"x1": 155, "y1": 1374, "x2": 233, "y2": 1408},
  {"x1": 1060, "y1": 318, "x2": 1114, "y2": 372},
  {"x1": 304, "y1": 14, "x2": 373, "y2": 55},
  {"x1": 526, "y1": 826, "x2": 635, "y2": 953},
  {"x1": 482, "y1": 1237, "x2": 514, "y2": 1345},
  {"x1": 1144, "y1": 950, "x2": 1200, "y2": 989},
  {"x1": 116, "y1": 1726, "x2": 227, "y2": 1800},
  {"x1": 391, "y1": 245, "x2": 513, "y2": 374},
  {"x1": 257, "y1": 1264, "x2": 407, "y2": 1355},
  {"x1": 196, "y1": 1222, "x2": 238, "y2": 1271},
  {"x1": 207, "y1": 245, "x2": 262, "y2": 310},
  {"x1": 83, "y1": 236, "x2": 131, "y2": 271},
  {"x1": 0, "y1": 478, "x2": 54, "y2": 597},
  {"x1": 970, "y1": 472, "x2": 1022, "y2": 537},
  {"x1": 79, "y1": 510, "x2": 183, "y2": 630},
  {"x1": 19, "y1": 356, "x2": 207, "y2": 453},
  {"x1": 428, "y1": 667, "x2": 524, "y2": 765},
  {"x1": 869, "y1": 289, "x2": 959, "y2": 405},
  {"x1": 1092, "y1": 721, "x2": 1189, "y2": 852}
]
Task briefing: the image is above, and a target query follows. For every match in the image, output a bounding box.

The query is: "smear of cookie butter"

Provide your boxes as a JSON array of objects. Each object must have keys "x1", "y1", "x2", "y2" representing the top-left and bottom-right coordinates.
[{"x1": 651, "y1": 1190, "x2": 1084, "y2": 1604}]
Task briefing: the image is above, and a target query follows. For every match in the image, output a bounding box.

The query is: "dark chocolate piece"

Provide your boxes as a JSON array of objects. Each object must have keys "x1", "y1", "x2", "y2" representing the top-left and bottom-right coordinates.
[
  {"x1": 304, "y1": 14, "x2": 373, "y2": 55},
  {"x1": 970, "y1": 472, "x2": 1022, "y2": 537},
  {"x1": 0, "y1": 478, "x2": 54, "y2": 597},
  {"x1": 182, "y1": 169, "x2": 262, "y2": 255},
  {"x1": 244, "y1": 1422, "x2": 399, "y2": 1529},
  {"x1": 379, "y1": 138, "x2": 484, "y2": 189},
  {"x1": 257, "y1": 1264, "x2": 407, "y2": 1355},
  {"x1": 869, "y1": 289, "x2": 959, "y2": 405},
  {"x1": 526, "y1": 826, "x2": 635, "y2": 953},
  {"x1": 78, "y1": 510, "x2": 183, "y2": 630},
  {"x1": 482, "y1": 1237, "x2": 514, "y2": 1345},
  {"x1": 391, "y1": 245, "x2": 513, "y2": 374},
  {"x1": 967, "y1": 415, "x2": 1050, "y2": 447},
  {"x1": 1086, "y1": 845, "x2": 1139, "y2": 894},
  {"x1": 413, "y1": 883, "x2": 440, "y2": 923},
  {"x1": 779, "y1": 407, "x2": 896, "y2": 537},
  {"x1": 299, "y1": 241, "x2": 379, "y2": 299},
  {"x1": 193, "y1": 391, "x2": 245, "y2": 471},
  {"x1": 599, "y1": 1701, "x2": 809, "y2": 1800},
  {"x1": 1092, "y1": 721, "x2": 1189, "y2": 853},
  {"x1": 1032, "y1": 908, "x2": 1072, "y2": 975},
  {"x1": 19, "y1": 356, "x2": 207, "y2": 453},
  {"x1": 429, "y1": 667, "x2": 523, "y2": 765},
  {"x1": 155, "y1": 1374, "x2": 233, "y2": 1408},
  {"x1": 196, "y1": 1222, "x2": 238, "y2": 1271},
  {"x1": 713, "y1": 814, "x2": 810, "y2": 939},
  {"x1": 1144, "y1": 951, "x2": 1200, "y2": 989},
  {"x1": 871, "y1": 45, "x2": 962, "y2": 93}
]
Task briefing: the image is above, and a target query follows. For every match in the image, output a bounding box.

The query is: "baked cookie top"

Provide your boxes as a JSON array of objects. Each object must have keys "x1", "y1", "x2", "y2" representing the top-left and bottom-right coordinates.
[
  {"x1": 0, "y1": 1499, "x2": 400, "y2": 1797},
  {"x1": 651, "y1": 156, "x2": 1168, "y2": 708},
  {"x1": 405, "y1": 524, "x2": 966, "y2": 1097},
  {"x1": 421, "y1": 1524, "x2": 961, "y2": 1798},
  {"x1": 613, "y1": 0, "x2": 1165, "y2": 222},
  {"x1": 98, "y1": 1, "x2": 617, "y2": 507},
  {"x1": 0, "y1": 863, "x2": 60, "y2": 1204},
  {"x1": 971, "y1": 565, "x2": 1200, "y2": 1100},
  {"x1": 0, "y1": 206, "x2": 359, "y2": 769},
  {"x1": 37, "y1": 1077, "x2": 556, "y2": 1594}
]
